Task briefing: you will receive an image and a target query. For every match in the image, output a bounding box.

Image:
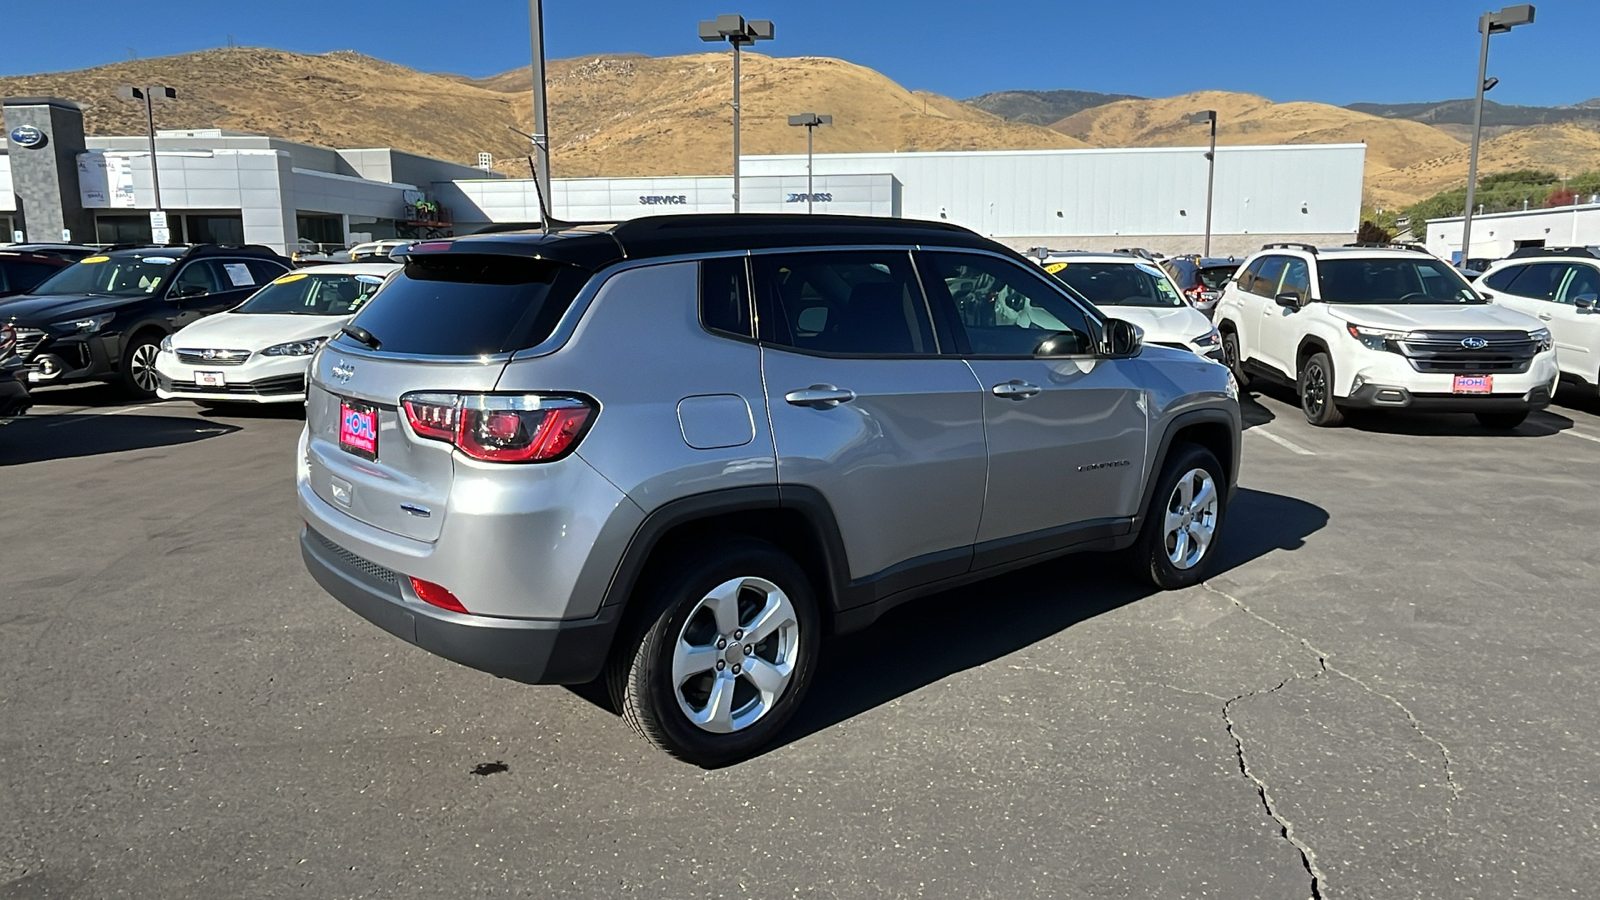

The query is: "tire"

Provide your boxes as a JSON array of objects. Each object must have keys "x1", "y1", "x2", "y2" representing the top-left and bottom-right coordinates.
[
  {"x1": 1298, "y1": 351, "x2": 1346, "y2": 427},
  {"x1": 1475, "y1": 410, "x2": 1527, "y2": 430},
  {"x1": 120, "y1": 333, "x2": 163, "y2": 399},
  {"x1": 1221, "y1": 328, "x2": 1251, "y2": 388},
  {"x1": 608, "y1": 538, "x2": 820, "y2": 767},
  {"x1": 1132, "y1": 443, "x2": 1228, "y2": 590}
]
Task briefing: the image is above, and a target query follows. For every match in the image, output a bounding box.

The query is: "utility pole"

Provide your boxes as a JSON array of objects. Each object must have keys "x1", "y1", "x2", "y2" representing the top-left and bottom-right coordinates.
[
  {"x1": 700, "y1": 15, "x2": 774, "y2": 213},
  {"x1": 1190, "y1": 110, "x2": 1217, "y2": 257},
  {"x1": 1461, "y1": 5, "x2": 1535, "y2": 264},
  {"x1": 117, "y1": 85, "x2": 177, "y2": 235},
  {"x1": 788, "y1": 113, "x2": 832, "y2": 213},
  {"x1": 528, "y1": 0, "x2": 552, "y2": 219}
]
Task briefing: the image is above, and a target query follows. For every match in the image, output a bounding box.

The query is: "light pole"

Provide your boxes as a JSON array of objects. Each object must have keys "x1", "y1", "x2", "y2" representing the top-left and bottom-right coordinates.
[
  {"x1": 699, "y1": 14, "x2": 774, "y2": 213},
  {"x1": 527, "y1": 0, "x2": 552, "y2": 217},
  {"x1": 1190, "y1": 110, "x2": 1217, "y2": 257},
  {"x1": 787, "y1": 113, "x2": 832, "y2": 213},
  {"x1": 116, "y1": 84, "x2": 177, "y2": 225},
  {"x1": 1461, "y1": 4, "x2": 1535, "y2": 264}
]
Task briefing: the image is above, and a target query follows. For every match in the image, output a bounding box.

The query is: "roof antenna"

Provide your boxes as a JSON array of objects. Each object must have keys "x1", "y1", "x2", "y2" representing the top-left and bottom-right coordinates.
[{"x1": 507, "y1": 124, "x2": 554, "y2": 235}]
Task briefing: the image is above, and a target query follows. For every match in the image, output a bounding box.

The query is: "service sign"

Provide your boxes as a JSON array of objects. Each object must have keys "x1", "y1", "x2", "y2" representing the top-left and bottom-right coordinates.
[{"x1": 9, "y1": 125, "x2": 46, "y2": 149}]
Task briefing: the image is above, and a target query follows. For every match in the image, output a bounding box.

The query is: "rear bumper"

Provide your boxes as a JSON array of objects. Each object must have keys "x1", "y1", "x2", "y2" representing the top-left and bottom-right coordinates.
[
  {"x1": 1343, "y1": 383, "x2": 1553, "y2": 412},
  {"x1": 300, "y1": 526, "x2": 620, "y2": 684}
]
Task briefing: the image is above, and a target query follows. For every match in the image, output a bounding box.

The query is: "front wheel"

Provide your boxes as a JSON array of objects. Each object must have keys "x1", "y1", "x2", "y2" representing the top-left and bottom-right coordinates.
[
  {"x1": 1132, "y1": 443, "x2": 1228, "y2": 590},
  {"x1": 120, "y1": 334, "x2": 163, "y2": 399},
  {"x1": 1221, "y1": 329, "x2": 1251, "y2": 388},
  {"x1": 1299, "y1": 351, "x2": 1346, "y2": 427},
  {"x1": 1475, "y1": 410, "x2": 1527, "y2": 430},
  {"x1": 609, "y1": 538, "x2": 820, "y2": 767}
]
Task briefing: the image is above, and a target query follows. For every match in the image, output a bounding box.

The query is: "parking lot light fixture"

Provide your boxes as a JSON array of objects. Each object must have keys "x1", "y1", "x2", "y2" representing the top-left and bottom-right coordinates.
[
  {"x1": 116, "y1": 85, "x2": 177, "y2": 217},
  {"x1": 1461, "y1": 4, "x2": 1535, "y2": 263},
  {"x1": 1189, "y1": 110, "x2": 1217, "y2": 256},
  {"x1": 699, "y1": 14, "x2": 775, "y2": 213},
  {"x1": 787, "y1": 113, "x2": 832, "y2": 213}
]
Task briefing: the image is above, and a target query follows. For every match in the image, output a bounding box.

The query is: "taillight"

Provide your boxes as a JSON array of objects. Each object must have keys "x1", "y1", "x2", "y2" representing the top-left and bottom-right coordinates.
[
  {"x1": 400, "y1": 392, "x2": 594, "y2": 463},
  {"x1": 409, "y1": 576, "x2": 470, "y2": 614}
]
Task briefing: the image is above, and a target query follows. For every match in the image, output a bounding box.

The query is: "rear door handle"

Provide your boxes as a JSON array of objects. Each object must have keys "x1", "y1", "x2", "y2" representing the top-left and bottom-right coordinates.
[
  {"x1": 991, "y1": 380, "x2": 1042, "y2": 400},
  {"x1": 785, "y1": 385, "x2": 857, "y2": 409}
]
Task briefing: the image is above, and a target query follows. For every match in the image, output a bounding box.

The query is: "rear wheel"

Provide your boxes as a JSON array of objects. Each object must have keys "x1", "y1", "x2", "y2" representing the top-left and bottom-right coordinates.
[
  {"x1": 1132, "y1": 443, "x2": 1227, "y2": 590},
  {"x1": 1475, "y1": 410, "x2": 1527, "y2": 430},
  {"x1": 609, "y1": 538, "x2": 820, "y2": 767},
  {"x1": 1298, "y1": 351, "x2": 1346, "y2": 427},
  {"x1": 1221, "y1": 329, "x2": 1250, "y2": 388},
  {"x1": 120, "y1": 333, "x2": 163, "y2": 399}
]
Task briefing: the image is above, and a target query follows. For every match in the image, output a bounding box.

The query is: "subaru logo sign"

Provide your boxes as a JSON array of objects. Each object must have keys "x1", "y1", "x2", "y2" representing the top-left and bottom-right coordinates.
[
  {"x1": 9, "y1": 125, "x2": 46, "y2": 149},
  {"x1": 331, "y1": 361, "x2": 355, "y2": 383},
  {"x1": 1461, "y1": 337, "x2": 1489, "y2": 350}
]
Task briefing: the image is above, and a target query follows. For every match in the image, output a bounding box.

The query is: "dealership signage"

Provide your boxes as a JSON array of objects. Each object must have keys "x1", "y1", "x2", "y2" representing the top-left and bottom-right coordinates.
[
  {"x1": 8, "y1": 125, "x2": 46, "y2": 149},
  {"x1": 786, "y1": 193, "x2": 832, "y2": 204},
  {"x1": 639, "y1": 195, "x2": 689, "y2": 206},
  {"x1": 77, "y1": 151, "x2": 137, "y2": 208}
]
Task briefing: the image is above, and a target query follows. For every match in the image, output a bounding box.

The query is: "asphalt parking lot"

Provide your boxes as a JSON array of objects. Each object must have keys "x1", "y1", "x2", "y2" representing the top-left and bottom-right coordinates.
[{"x1": 4, "y1": 383, "x2": 1599, "y2": 899}]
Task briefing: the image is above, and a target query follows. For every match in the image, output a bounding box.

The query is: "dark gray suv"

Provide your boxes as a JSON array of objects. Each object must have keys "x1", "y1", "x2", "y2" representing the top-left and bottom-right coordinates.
[{"x1": 298, "y1": 215, "x2": 1241, "y2": 765}]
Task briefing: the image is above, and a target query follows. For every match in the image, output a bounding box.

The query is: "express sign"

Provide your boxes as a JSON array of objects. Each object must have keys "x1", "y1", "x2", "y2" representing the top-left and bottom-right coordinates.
[{"x1": 786, "y1": 193, "x2": 832, "y2": 204}]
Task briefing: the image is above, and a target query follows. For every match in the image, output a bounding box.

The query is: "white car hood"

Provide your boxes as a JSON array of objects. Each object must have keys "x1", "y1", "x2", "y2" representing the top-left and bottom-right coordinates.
[
  {"x1": 170, "y1": 312, "x2": 348, "y2": 350},
  {"x1": 1097, "y1": 304, "x2": 1212, "y2": 345},
  {"x1": 1324, "y1": 303, "x2": 1541, "y2": 333}
]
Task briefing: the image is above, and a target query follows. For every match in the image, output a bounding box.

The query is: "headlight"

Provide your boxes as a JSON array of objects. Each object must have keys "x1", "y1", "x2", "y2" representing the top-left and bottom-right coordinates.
[
  {"x1": 262, "y1": 338, "x2": 326, "y2": 357},
  {"x1": 1192, "y1": 327, "x2": 1221, "y2": 348},
  {"x1": 160, "y1": 335, "x2": 174, "y2": 354},
  {"x1": 1224, "y1": 369, "x2": 1239, "y2": 402},
  {"x1": 1346, "y1": 323, "x2": 1409, "y2": 352},
  {"x1": 52, "y1": 312, "x2": 114, "y2": 334},
  {"x1": 1528, "y1": 328, "x2": 1553, "y2": 353}
]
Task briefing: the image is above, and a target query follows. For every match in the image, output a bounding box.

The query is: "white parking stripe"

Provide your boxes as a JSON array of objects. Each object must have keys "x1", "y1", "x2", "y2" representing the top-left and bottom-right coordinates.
[
  {"x1": 1563, "y1": 430, "x2": 1600, "y2": 445},
  {"x1": 1247, "y1": 427, "x2": 1316, "y2": 456},
  {"x1": 42, "y1": 405, "x2": 153, "y2": 427}
]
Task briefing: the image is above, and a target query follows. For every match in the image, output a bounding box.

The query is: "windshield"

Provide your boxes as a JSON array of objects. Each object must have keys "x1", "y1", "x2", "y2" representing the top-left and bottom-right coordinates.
[
  {"x1": 1045, "y1": 261, "x2": 1184, "y2": 307},
  {"x1": 1317, "y1": 258, "x2": 1484, "y2": 304},
  {"x1": 234, "y1": 271, "x2": 388, "y2": 316},
  {"x1": 29, "y1": 254, "x2": 177, "y2": 297},
  {"x1": 1196, "y1": 265, "x2": 1237, "y2": 291}
]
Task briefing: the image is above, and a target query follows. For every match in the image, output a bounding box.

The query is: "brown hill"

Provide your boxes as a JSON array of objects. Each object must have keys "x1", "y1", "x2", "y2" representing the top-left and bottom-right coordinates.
[
  {"x1": 1368, "y1": 123, "x2": 1600, "y2": 207},
  {"x1": 0, "y1": 47, "x2": 1083, "y2": 179}
]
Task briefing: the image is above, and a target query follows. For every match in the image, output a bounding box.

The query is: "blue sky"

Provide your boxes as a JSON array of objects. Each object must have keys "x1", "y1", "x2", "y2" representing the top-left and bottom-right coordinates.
[{"x1": 3, "y1": 1, "x2": 1591, "y2": 106}]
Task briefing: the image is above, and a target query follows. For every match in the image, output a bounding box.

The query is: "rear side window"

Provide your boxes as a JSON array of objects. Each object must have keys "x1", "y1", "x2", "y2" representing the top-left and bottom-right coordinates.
[
  {"x1": 700, "y1": 256, "x2": 752, "y2": 338},
  {"x1": 1, "y1": 260, "x2": 61, "y2": 294},
  {"x1": 1481, "y1": 266, "x2": 1521, "y2": 292},
  {"x1": 1500, "y1": 262, "x2": 1565, "y2": 301},
  {"x1": 338, "y1": 254, "x2": 590, "y2": 356}
]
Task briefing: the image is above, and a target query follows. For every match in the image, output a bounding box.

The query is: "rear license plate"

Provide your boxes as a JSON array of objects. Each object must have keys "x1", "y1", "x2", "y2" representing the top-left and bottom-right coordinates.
[
  {"x1": 1452, "y1": 375, "x2": 1493, "y2": 394},
  {"x1": 339, "y1": 400, "x2": 378, "y2": 460},
  {"x1": 195, "y1": 370, "x2": 226, "y2": 388}
]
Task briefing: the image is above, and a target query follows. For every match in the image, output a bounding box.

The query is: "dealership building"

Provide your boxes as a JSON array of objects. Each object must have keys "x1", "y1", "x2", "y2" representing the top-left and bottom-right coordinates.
[
  {"x1": 6, "y1": 95, "x2": 1364, "y2": 256},
  {"x1": 1424, "y1": 202, "x2": 1600, "y2": 262}
]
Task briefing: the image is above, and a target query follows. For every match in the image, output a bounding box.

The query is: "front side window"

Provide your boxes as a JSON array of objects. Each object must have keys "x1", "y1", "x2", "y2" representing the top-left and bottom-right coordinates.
[
  {"x1": 1317, "y1": 257, "x2": 1484, "y2": 304},
  {"x1": 1046, "y1": 261, "x2": 1184, "y2": 308},
  {"x1": 1249, "y1": 257, "x2": 1288, "y2": 298},
  {"x1": 751, "y1": 250, "x2": 935, "y2": 356},
  {"x1": 170, "y1": 261, "x2": 224, "y2": 297},
  {"x1": 234, "y1": 271, "x2": 387, "y2": 316},
  {"x1": 922, "y1": 252, "x2": 1099, "y2": 357},
  {"x1": 1279, "y1": 259, "x2": 1312, "y2": 303},
  {"x1": 28, "y1": 253, "x2": 178, "y2": 297}
]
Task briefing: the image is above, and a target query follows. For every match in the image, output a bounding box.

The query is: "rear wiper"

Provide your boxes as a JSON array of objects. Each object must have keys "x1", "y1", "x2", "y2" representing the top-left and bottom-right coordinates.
[{"x1": 340, "y1": 324, "x2": 382, "y2": 350}]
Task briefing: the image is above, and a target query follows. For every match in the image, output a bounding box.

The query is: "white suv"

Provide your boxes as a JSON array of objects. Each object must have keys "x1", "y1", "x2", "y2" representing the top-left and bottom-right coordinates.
[
  {"x1": 1215, "y1": 243, "x2": 1559, "y2": 428},
  {"x1": 1038, "y1": 252, "x2": 1223, "y2": 360},
  {"x1": 1477, "y1": 251, "x2": 1600, "y2": 396}
]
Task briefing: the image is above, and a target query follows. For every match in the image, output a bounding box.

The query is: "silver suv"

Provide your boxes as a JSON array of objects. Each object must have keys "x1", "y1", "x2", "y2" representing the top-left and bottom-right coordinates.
[{"x1": 298, "y1": 215, "x2": 1242, "y2": 765}]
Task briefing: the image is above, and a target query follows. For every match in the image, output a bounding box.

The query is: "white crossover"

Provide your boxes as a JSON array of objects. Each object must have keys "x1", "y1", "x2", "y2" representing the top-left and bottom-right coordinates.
[
  {"x1": 155, "y1": 263, "x2": 399, "y2": 405},
  {"x1": 1039, "y1": 253, "x2": 1223, "y2": 360}
]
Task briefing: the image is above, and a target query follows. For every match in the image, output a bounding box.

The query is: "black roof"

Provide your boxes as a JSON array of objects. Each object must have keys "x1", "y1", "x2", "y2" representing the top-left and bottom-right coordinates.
[
  {"x1": 1506, "y1": 245, "x2": 1598, "y2": 259},
  {"x1": 417, "y1": 214, "x2": 1013, "y2": 269},
  {"x1": 98, "y1": 244, "x2": 289, "y2": 261}
]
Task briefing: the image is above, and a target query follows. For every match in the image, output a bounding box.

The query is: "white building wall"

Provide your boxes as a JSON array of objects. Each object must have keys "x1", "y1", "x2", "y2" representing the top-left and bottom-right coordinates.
[
  {"x1": 1425, "y1": 204, "x2": 1600, "y2": 262},
  {"x1": 0, "y1": 154, "x2": 13, "y2": 212},
  {"x1": 742, "y1": 144, "x2": 1364, "y2": 243}
]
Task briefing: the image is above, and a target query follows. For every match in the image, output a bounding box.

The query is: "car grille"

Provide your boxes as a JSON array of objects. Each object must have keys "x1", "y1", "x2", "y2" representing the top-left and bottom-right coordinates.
[
  {"x1": 1397, "y1": 331, "x2": 1538, "y2": 375},
  {"x1": 306, "y1": 528, "x2": 399, "y2": 586},
  {"x1": 177, "y1": 348, "x2": 251, "y2": 366},
  {"x1": 13, "y1": 328, "x2": 46, "y2": 359},
  {"x1": 167, "y1": 374, "x2": 307, "y2": 396}
]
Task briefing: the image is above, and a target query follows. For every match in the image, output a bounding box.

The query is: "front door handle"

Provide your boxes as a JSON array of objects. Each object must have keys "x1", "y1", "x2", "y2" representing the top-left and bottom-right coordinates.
[
  {"x1": 785, "y1": 385, "x2": 857, "y2": 409},
  {"x1": 991, "y1": 380, "x2": 1042, "y2": 400},
  {"x1": 1539, "y1": 313, "x2": 1554, "y2": 320}
]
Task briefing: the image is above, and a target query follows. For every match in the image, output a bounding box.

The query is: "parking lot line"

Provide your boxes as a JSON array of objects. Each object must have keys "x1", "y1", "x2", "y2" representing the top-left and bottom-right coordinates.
[
  {"x1": 42, "y1": 405, "x2": 153, "y2": 427},
  {"x1": 1247, "y1": 427, "x2": 1316, "y2": 456},
  {"x1": 1563, "y1": 429, "x2": 1600, "y2": 445}
]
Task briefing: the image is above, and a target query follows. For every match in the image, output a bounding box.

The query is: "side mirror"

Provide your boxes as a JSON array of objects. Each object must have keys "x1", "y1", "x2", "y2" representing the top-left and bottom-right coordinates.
[
  {"x1": 1480, "y1": 291, "x2": 1494, "y2": 301},
  {"x1": 168, "y1": 284, "x2": 204, "y2": 299},
  {"x1": 1574, "y1": 293, "x2": 1598, "y2": 311},
  {"x1": 1102, "y1": 318, "x2": 1144, "y2": 359},
  {"x1": 1274, "y1": 292, "x2": 1302, "y2": 309}
]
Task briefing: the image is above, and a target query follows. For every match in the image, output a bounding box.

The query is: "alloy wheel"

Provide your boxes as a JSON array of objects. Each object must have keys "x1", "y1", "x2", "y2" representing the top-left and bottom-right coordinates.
[
  {"x1": 1163, "y1": 468, "x2": 1219, "y2": 570},
  {"x1": 671, "y1": 576, "x2": 800, "y2": 734},
  {"x1": 1302, "y1": 361, "x2": 1327, "y2": 418},
  {"x1": 130, "y1": 343, "x2": 160, "y2": 393}
]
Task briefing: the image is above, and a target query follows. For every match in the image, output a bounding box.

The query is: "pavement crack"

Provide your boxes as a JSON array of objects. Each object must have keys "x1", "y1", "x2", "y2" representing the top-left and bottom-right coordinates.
[{"x1": 1203, "y1": 582, "x2": 1461, "y2": 802}]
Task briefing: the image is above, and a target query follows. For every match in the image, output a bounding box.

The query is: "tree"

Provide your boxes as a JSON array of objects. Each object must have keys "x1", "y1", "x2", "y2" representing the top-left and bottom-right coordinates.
[{"x1": 1357, "y1": 219, "x2": 1394, "y2": 244}]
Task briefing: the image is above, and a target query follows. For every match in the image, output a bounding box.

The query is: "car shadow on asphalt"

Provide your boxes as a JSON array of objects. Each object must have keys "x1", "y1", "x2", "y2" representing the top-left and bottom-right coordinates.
[{"x1": 0, "y1": 413, "x2": 241, "y2": 465}]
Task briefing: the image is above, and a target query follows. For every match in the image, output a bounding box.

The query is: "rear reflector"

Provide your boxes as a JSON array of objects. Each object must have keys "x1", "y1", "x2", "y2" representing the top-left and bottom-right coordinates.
[
  {"x1": 409, "y1": 576, "x2": 470, "y2": 614},
  {"x1": 401, "y1": 392, "x2": 594, "y2": 463}
]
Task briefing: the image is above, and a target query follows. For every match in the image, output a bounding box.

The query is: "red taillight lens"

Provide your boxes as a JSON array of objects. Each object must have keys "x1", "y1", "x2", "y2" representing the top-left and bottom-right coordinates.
[
  {"x1": 409, "y1": 576, "x2": 470, "y2": 614},
  {"x1": 401, "y1": 392, "x2": 594, "y2": 463}
]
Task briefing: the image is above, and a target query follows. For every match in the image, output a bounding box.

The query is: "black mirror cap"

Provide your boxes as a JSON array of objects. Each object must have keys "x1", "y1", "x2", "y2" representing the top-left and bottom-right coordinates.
[
  {"x1": 1274, "y1": 292, "x2": 1302, "y2": 309},
  {"x1": 1103, "y1": 318, "x2": 1144, "y2": 358},
  {"x1": 1575, "y1": 293, "x2": 1598, "y2": 310},
  {"x1": 1479, "y1": 291, "x2": 1494, "y2": 301}
]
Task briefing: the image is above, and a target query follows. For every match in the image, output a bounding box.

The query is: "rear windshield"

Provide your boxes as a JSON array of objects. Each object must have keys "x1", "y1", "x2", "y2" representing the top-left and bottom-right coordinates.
[
  {"x1": 1317, "y1": 258, "x2": 1483, "y2": 305},
  {"x1": 1196, "y1": 265, "x2": 1237, "y2": 290},
  {"x1": 334, "y1": 255, "x2": 590, "y2": 355}
]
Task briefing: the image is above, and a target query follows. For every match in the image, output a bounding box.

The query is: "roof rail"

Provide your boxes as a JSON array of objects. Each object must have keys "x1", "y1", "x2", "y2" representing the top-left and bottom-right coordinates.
[
  {"x1": 1262, "y1": 242, "x2": 1319, "y2": 254},
  {"x1": 186, "y1": 243, "x2": 287, "y2": 259},
  {"x1": 1111, "y1": 246, "x2": 1160, "y2": 261},
  {"x1": 1506, "y1": 245, "x2": 1598, "y2": 259},
  {"x1": 1344, "y1": 241, "x2": 1428, "y2": 253}
]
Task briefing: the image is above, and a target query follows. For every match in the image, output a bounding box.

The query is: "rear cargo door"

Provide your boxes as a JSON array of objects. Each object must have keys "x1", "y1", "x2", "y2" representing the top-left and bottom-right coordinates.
[{"x1": 304, "y1": 252, "x2": 591, "y2": 542}]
